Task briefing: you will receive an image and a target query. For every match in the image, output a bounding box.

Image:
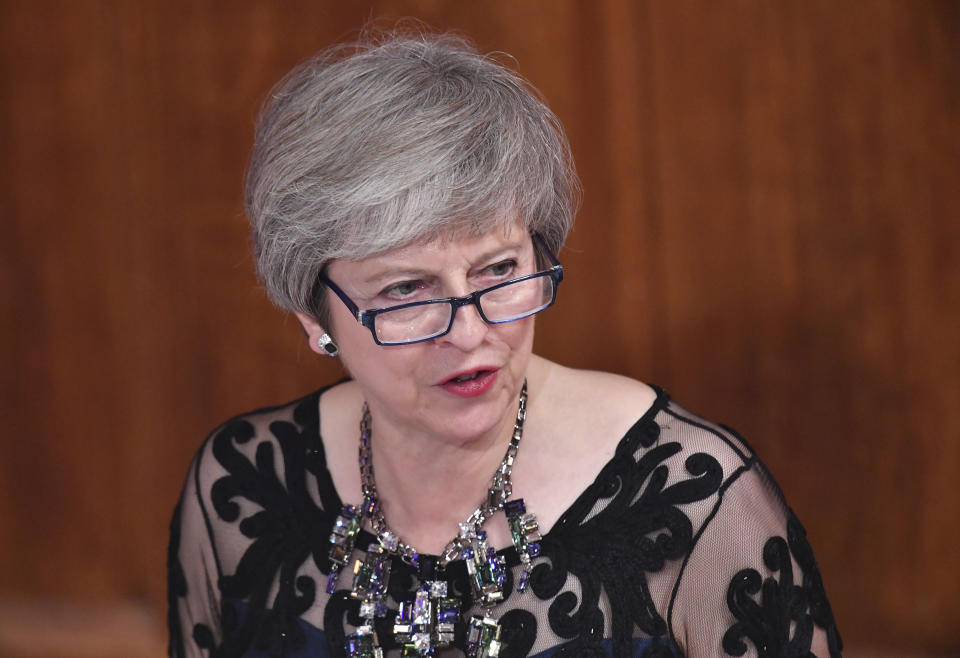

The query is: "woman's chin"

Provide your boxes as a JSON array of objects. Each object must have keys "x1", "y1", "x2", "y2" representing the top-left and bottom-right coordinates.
[{"x1": 425, "y1": 386, "x2": 518, "y2": 444}]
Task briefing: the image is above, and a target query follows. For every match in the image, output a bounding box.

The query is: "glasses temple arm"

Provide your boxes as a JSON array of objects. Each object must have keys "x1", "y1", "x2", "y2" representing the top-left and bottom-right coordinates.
[
  {"x1": 319, "y1": 275, "x2": 364, "y2": 322},
  {"x1": 533, "y1": 233, "x2": 564, "y2": 281}
]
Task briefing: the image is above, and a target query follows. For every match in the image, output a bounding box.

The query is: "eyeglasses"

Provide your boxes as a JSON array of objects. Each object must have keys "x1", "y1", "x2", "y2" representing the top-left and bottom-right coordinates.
[{"x1": 320, "y1": 234, "x2": 564, "y2": 346}]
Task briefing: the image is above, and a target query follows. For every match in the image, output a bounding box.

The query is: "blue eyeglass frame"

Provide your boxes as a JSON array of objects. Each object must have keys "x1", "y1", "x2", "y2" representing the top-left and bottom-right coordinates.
[{"x1": 319, "y1": 233, "x2": 564, "y2": 346}]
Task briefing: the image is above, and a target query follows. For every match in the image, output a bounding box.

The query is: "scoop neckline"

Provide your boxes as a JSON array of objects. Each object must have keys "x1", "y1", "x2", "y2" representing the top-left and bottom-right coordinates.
[{"x1": 308, "y1": 381, "x2": 669, "y2": 563}]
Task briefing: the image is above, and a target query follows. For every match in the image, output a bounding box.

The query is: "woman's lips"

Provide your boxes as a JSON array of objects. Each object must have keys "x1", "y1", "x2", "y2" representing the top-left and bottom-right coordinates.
[{"x1": 438, "y1": 368, "x2": 498, "y2": 397}]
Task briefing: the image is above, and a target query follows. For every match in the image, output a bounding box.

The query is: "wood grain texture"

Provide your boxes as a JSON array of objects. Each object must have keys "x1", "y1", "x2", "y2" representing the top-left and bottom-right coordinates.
[{"x1": 1, "y1": 0, "x2": 957, "y2": 653}]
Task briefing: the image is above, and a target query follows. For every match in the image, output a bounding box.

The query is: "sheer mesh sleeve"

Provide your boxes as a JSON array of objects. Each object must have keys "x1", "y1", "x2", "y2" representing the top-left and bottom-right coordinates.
[
  {"x1": 168, "y1": 443, "x2": 227, "y2": 657},
  {"x1": 670, "y1": 462, "x2": 842, "y2": 657},
  {"x1": 166, "y1": 391, "x2": 336, "y2": 658}
]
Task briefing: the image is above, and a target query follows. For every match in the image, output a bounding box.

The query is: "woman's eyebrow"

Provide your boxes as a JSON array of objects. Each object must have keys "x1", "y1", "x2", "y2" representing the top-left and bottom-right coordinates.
[
  {"x1": 359, "y1": 268, "x2": 434, "y2": 288},
  {"x1": 359, "y1": 242, "x2": 527, "y2": 287},
  {"x1": 470, "y1": 243, "x2": 524, "y2": 266}
]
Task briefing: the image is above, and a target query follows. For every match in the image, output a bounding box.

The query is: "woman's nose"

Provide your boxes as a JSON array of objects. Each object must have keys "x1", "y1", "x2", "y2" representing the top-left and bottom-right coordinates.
[{"x1": 436, "y1": 300, "x2": 489, "y2": 351}]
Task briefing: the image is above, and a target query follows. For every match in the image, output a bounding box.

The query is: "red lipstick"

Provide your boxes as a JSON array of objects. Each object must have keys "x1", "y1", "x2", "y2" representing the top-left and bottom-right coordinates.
[{"x1": 438, "y1": 368, "x2": 498, "y2": 397}]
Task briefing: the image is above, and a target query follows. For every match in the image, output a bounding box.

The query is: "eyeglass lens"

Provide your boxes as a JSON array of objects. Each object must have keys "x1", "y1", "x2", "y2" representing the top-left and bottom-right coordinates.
[{"x1": 373, "y1": 274, "x2": 555, "y2": 344}]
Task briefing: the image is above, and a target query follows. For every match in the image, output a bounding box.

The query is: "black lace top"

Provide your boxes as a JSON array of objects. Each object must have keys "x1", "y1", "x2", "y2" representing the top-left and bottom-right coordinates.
[{"x1": 168, "y1": 384, "x2": 842, "y2": 658}]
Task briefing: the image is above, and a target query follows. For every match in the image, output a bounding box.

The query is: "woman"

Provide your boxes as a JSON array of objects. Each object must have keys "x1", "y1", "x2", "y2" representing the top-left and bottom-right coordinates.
[{"x1": 168, "y1": 31, "x2": 842, "y2": 658}]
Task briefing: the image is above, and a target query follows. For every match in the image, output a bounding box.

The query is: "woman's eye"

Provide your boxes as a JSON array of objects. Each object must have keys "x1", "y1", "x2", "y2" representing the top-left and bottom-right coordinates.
[
  {"x1": 380, "y1": 280, "x2": 423, "y2": 299},
  {"x1": 484, "y1": 260, "x2": 517, "y2": 278}
]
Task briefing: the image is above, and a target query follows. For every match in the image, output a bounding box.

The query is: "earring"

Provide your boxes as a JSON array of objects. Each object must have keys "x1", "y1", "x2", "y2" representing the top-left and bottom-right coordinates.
[{"x1": 317, "y1": 333, "x2": 339, "y2": 356}]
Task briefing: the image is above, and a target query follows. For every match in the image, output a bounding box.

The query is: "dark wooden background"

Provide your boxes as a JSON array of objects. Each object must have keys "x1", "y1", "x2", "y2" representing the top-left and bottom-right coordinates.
[{"x1": 1, "y1": 1, "x2": 957, "y2": 656}]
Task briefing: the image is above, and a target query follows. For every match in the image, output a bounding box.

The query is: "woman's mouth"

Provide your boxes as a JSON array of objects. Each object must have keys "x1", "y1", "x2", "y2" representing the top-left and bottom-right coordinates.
[{"x1": 439, "y1": 369, "x2": 498, "y2": 397}]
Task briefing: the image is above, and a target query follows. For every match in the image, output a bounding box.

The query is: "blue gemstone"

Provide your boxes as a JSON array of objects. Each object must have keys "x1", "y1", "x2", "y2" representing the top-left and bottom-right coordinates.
[
  {"x1": 376, "y1": 601, "x2": 388, "y2": 617},
  {"x1": 476, "y1": 530, "x2": 487, "y2": 541},
  {"x1": 486, "y1": 547, "x2": 496, "y2": 559},
  {"x1": 462, "y1": 547, "x2": 474, "y2": 560},
  {"x1": 326, "y1": 571, "x2": 339, "y2": 594},
  {"x1": 419, "y1": 557, "x2": 435, "y2": 580},
  {"x1": 517, "y1": 570, "x2": 530, "y2": 592},
  {"x1": 527, "y1": 542, "x2": 541, "y2": 557},
  {"x1": 438, "y1": 609, "x2": 458, "y2": 623},
  {"x1": 504, "y1": 499, "x2": 526, "y2": 516}
]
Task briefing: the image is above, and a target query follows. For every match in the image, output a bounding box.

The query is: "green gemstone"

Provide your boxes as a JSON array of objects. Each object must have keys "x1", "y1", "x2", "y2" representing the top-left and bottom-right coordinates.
[
  {"x1": 481, "y1": 623, "x2": 497, "y2": 645},
  {"x1": 400, "y1": 643, "x2": 426, "y2": 658},
  {"x1": 354, "y1": 564, "x2": 374, "y2": 593},
  {"x1": 508, "y1": 516, "x2": 528, "y2": 551},
  {"x1": 346, "y1": 630, "x2": 381, "y2": 658},
  {"x1": 480, "y1": 561, "x2": 494, "y2": 583}
]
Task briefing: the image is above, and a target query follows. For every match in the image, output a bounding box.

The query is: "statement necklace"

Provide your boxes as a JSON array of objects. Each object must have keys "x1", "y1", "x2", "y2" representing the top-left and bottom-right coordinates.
[{"x1": 326, "y1": 382, "x2": 543, "y2": 658}]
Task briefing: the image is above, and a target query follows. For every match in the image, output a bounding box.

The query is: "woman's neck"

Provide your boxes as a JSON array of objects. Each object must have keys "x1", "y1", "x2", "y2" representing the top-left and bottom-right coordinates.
[{"x1": 362, "y1": 397, "x2": 521, "y2": 554}]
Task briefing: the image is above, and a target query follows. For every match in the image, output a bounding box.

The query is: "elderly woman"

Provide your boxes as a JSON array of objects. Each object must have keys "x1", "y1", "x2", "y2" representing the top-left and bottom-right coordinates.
[{"x1": 168, "y1": 31, "x2": 842, "y2": 658}]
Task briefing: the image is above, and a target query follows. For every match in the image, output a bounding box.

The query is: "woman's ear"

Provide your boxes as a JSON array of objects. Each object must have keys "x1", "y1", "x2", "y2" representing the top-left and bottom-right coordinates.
[{"x1": 294, "y1": 312, "x2": 337, "y2": 356}]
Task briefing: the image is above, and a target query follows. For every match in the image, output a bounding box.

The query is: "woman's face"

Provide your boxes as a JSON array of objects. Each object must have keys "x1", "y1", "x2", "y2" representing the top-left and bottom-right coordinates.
[{"x1": 317, "y1": 221, "x2": 537, "y2": 445}]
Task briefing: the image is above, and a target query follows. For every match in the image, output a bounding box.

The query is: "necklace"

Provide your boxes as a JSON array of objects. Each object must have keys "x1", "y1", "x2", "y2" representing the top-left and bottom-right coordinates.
[
  {"x1": 360, "y1": 381, "x2": 528, "y2": 568},
  {"x1": 327, "y1": 382, "x2": 543, "y2": 658}
]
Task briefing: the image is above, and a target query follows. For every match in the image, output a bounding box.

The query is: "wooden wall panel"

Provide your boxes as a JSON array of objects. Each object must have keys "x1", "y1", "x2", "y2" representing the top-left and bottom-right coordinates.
[{"x1": 1, "y1": 1, "x2": 957, "y2": 654}]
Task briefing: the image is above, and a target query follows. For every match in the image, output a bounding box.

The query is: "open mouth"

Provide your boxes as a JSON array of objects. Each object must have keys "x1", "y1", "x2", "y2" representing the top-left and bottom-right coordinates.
[
  {"x1": 441, "y1": 368, "x2": 497, "y2": 395},
  {"x1": 450, "y1": 370, "x2": 487, "y2": 383},
  {"x1": 440, "y1": 369, "x2": 498, "y2": 396}
]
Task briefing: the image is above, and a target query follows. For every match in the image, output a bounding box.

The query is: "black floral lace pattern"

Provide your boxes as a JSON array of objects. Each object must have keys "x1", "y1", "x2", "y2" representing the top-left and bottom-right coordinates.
[
  {"x1": 191, "y1": 394, "x2": 340, "y2": 657},
  {"x1": 168, "y1": 387, "x2": 842, "y2": 657},
  {"x1": 168, "y1": 500, "x2": 187, "y2": 658},
  {"x1": 723, "y1": 511, "x2": 843, "y2": 658},
  {"x1": 533, "y1": 417, "x2": 723, "y2": 656}
]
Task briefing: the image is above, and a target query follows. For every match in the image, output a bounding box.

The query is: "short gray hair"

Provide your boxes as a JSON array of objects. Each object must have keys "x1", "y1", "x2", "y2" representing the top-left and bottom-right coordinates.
[{"x1": 244, "y1": 29, "x2": 580, "y2": 323}]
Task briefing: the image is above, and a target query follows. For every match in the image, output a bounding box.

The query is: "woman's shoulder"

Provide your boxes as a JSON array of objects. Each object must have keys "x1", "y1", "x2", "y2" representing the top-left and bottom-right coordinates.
[
  {"x1": 530, "y1": 357, "x2": 758, "y2": 475},
  {"x1": 183, "y1": 383, "x2": 345, "y2": 496},
  {"x1": 210, "y1": 387, "x2": 324, "y2": 442},
  {"x1": 531, "y1": 357, "x2": 660, "y2": 437},
  {"x1": 520, "y1": 359, "x2": 663, "y2": 530},
  {"x1": 173, "y1": 382, "x2": 350, "y2": 565}
]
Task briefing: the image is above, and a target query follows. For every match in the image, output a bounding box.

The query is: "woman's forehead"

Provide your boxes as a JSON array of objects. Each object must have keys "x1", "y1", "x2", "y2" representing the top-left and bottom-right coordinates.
[
  {"x1": 367, "y1": 219, "x2": 525, "y2": 260},
  {"x1": 331, "y1": 222, "x2": 530, "y2": 280}
]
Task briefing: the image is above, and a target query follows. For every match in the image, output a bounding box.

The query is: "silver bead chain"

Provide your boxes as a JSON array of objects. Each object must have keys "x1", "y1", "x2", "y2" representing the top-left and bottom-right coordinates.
[{"x1": 358, "y1": 381, "x2": 528, "y2": 566}]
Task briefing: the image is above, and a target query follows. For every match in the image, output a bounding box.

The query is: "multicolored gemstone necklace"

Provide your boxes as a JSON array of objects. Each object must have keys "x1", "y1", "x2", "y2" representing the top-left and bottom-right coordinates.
[{"x1": 326, "y1": 382, "x2": 543, "y2": 658}]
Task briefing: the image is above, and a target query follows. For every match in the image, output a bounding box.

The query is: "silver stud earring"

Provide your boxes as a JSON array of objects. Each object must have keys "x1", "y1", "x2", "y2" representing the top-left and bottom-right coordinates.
[{"x1": 317, "y1": 333, "x2": 339, "y2": 357}]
